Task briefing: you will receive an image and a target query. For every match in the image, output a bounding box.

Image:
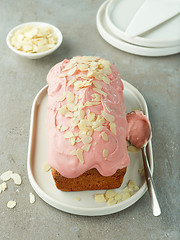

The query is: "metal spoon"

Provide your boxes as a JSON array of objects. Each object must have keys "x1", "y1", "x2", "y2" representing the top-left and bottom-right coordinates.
[
  {"x1": 127, "y1": 111, "x2": 161, "y2": 216},
  {"x1": 141, "y1": 143, "x2": 161, "y2": 216}
]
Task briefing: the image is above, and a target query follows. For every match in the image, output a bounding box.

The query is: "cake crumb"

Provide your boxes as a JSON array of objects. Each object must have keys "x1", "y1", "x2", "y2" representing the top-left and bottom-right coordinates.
[{"x1": 138, "y1": 168, "x2": 145, "y2": 176}]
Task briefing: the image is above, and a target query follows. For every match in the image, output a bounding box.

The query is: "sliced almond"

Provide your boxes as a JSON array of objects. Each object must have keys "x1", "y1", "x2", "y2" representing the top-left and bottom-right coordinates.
[
  {"x1": 92, "y1": 81, "x2": 102, "y2": 89},
  {"x1": 81, "y1": 144, "x2": 91, "y2": 152},
  {"x1": 66, "y1": 91, "x2": 75, "y2": 103},
  {"x1": 101, "y1": 132, "x2": 108, "y2": 141},
  {"x1": 67, "y1": 103, "x2": 76, "y2": 112},
  {"x1": 76, "y1": 149, "x2": 84, "y2": 164},
  {"x1": 11, "y1": 173, "x2": 22, "y2": 185},
  {"x1": 87, "y1": 112, "x2": 96, "y2": 122},
  {"x1": 70, "y1": 136, "x2": 76, "y2": 146},
  {"x1": 105, "y1": 190, "x2": 117, "y2": 200},
  {"x1": 70, "y1": 149, "x2": 77, "y2": 156},
  {"x1": 65, "y1": 112, "x2": 74, "y2": 118},
  {"x1": 93, "y1": 88, "x2": 107, "y2": 97},
  {"x1": 7, "y1": 200, "x2": 16, "y2": 209},
  {"x1": 104, "y1": 103, "x2": 111, "y2": 112},
  {"x1": 94, "y1": 126, "x2": 104, "y2": 132},
  {"x1": 0, "y1": 170, "x2": 13, "y2": 181},
  {"x1": 57, "y1": 94, "x2": 66, "y2": 102},
  {"x1": 81, "y1": 136, "x2": 92, "y2": 144},
  {"x1": 101, "y1": 111, "x2": 115, "y2": 122},
  {"x1": 59, "y1": 106, "x2": 69, "y2": 115},
  {"x1": 30, "y1": 192, "x2": 36, "y2": 204},
  {"x1": 94, "y1": 194, "x2": 106, "y2": 203},
  {"x1": 64, "y1": 131, "x2": 74, "y2": 139},
  {"x1": 67, "y1": 67, "x2": 77, "y2": 76},
  {"x1": 110, "y1": 122, "x2": 116, "y2": 135},
  {"x1": 43, "y1": 162, "x2": 51, "y2": 172},
  {"x1": 103, "y1": 149, "x2": 108, "y2": 158},
  {"x1": 67, "y1": 77, "x2": 76, "y2": 87},
  {"x1": 78, "y1": 109, "x2": 85, "y2": 120},
  {"x1": 61, "y1": 125, "x2": 69, "y2": 132}
]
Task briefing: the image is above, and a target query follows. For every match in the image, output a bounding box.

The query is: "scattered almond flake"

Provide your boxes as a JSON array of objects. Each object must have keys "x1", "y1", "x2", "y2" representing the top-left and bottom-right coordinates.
[
  {"x1": 104, "y1": 103, "x2": 111, "y2": 112},
  {"x1": 67, "y1": 67, "x2": 77, "y2": 76},
  {"x1": 30, "y1": 192, "x2": 36, "y2": 204},
  {"x1": 61, "y1": 125, "x2": 69, "y2": 132},
  {"x1": 70, "y1": 149, "x2": 77, "y2": 156},
  {"x1": 56, "y1": 124, "x2": 62, "y2": 130},
  {"x1": 92, "y1": 116, "x2": 105, "y2": 129},
  {"x1": 81, "y1": 136, "x2": 92, "y2": 144},
  {"x1": 77, "y1": 63, "x2": 89, "y2": 71},
  {"x1": 94, "y1": 126, "x2": 104, "y2": 132},
  {"x1": 74, "y1": 197, "x2": 81, "y2": 201},
  {"x1": 105, "y1": 190, "x2": 117, "y2": 200},
  {"x1": 110, "y1": 122, "x2": 116, "y2": 135},
  {"x1": 81, "y1": 143, "x2": 91, "y2": 152},
  {"x1": 59, "y1": 106, "x2": 69, "y2": 115},
  {"x1": 57, "y1": 94, "x2": 66, "y2": 102},
  {"x1": 0, "y1": 170, "x2": 13, "y2": 181},
  {"x1": 65, "y1": 112, "x2": 74, "y2": 118},
  {"x1": 11, "y1": 173, "x2": 22, "y2": 185},
  {"x1": 138, "y1": 168, "x2": 145, "y2": 177},
  {"x1": 76, "y1": 137, "x2": 81, "y2": 143},
  {"x1": 1, "y1": 182, "x2": 7, "y2": 192},
  {"x1": 43, "y1": 162, "x2": 51, "y2": 172},
  {"x1": 101, "y1": 111, "x2": 115, "y2": 122},
  {"x1": 70, "y1": 136, "x2": 76, "y2": 146},
  {"x1": 92, "y1": 81, "x2": 102, "y2": 89},
  {"x1": 64, "y1": 131, "x2": 74, "y2": 139},
  {"x1": 107, "y1": 198, "x2": 117, "y2": 206},
  {"x1": 127, "y1": 145, "x2": 140, "y2": 152},
  {"x1": 66, "y1": 91, "x2": 75, "y2": 103},
  {"x1": 7, "y1": 200, "x2": 16, "y2": 209},
  {"x1": 93, "y1": 88, "x2": 107, "y2": 97},
  {"x1": 76, "y1": 148, "x2": 84, "y2": 164},
  {"x1": 94, "y1": 194, "x2": 106, "y2": 203},
  {"x1": 103, "y1": 149, "x2": 108, "y2": 158},
  {"x1": 101, "y1": 132, "x2": 108, "y2": 141}
]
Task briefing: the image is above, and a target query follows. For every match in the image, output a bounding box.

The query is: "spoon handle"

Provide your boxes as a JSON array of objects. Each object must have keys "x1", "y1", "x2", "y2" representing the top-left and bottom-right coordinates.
[{"x1": 141, "y1": 147, "x2": 161, "y2": 216}]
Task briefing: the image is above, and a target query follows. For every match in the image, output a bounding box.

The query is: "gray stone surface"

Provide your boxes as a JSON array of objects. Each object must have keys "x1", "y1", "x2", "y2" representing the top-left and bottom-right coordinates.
[{"x1": 0, "y1": 0, "x2": 179, "y2": 239}]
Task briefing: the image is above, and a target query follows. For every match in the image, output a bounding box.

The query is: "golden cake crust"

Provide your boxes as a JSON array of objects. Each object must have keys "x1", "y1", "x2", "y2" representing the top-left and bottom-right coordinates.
[{"x1": 51, "y1": 167, "x2": 127, "y2": 192}]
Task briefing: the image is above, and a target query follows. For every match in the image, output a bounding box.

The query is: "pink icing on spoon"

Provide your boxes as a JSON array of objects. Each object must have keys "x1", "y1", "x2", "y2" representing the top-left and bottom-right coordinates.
[{"x1": 126, "y1": 110, "x2": 151, "y2": 148}]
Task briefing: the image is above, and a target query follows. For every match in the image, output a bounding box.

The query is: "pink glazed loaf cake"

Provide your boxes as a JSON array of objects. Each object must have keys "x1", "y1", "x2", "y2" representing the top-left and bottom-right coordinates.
[{"x1": 47, "y1": 56, "x2": 130, "y2": 191}]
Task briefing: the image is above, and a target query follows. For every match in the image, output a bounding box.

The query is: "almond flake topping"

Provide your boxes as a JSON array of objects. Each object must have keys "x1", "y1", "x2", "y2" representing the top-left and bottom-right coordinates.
[
  {"x1": 110, "y1": 122, "x2": 116, "y2": 135},
  {"x1": 101, "y1": 111, "x2": 115, "y2": 122},
  {"x1": 93, "y1": 88, "x2": 107, "y2": 97},
  {"x1": 101, "y1": 132, "x2": 108, "y2": 141},
  {"x1": 103, "y1": 149, "x2": 109, "y2": 158},
  {"x1": 76, "y1": 149, "x2": 84, "y2": 164}
]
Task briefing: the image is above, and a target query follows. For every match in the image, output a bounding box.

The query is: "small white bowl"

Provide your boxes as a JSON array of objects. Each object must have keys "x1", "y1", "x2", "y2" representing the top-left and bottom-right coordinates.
[{"x1": 6, "y1": 22, "x2": 63, "y2": 59}]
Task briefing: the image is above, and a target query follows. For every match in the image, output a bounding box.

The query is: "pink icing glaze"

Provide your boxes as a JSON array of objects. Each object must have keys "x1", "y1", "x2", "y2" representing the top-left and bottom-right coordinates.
[
  {"x1": 47, "y1": 57, "x2": 130, "y2": 178},
  {"x1": 126, "y1": 110, "x2": 151, "y2": 148}
]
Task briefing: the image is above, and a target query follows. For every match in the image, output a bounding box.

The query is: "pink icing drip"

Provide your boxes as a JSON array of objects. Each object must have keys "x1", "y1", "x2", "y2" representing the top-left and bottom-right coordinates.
[{"x1": 47, "y1": 58, "x2": 130, "y2": 178}]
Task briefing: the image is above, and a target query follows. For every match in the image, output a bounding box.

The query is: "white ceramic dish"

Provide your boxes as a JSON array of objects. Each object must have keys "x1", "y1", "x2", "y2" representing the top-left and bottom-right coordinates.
[
  {"x1": 6, "y1": 22, "x2": 63, "y2": 59},
  {"x1": 96, "y1": 1, "x2": 180, "y2": 57},
  {"x1": 106, "y1": 0, "x2": 180, "y2": 48},
  {"x1": 27, "y1": 80, "x2": 153, "y2": 216}
]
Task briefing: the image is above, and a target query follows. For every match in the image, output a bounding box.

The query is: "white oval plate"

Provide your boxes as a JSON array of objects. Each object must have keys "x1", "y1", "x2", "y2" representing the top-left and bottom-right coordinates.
[
  {"x1": 96, "y1": 1, "x2": 180, "y2": 57},
  {"x1": 27, "y1": 80, "x2": 153, "y2": 216},
  {"x1": 106, "y1": 0, "x2": 180, "y2": 48}
]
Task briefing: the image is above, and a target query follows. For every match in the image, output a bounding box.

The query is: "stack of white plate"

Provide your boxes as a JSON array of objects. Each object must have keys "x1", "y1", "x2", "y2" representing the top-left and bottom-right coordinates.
[{"x1": 96, "y1": 0, "x2": 180, "y2": 57}]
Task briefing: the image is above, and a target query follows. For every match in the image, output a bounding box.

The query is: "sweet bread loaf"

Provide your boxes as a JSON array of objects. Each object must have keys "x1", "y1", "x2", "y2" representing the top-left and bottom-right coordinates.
[{"x1": 47, "y1": 56, "x2": 130, "y2": 191}]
